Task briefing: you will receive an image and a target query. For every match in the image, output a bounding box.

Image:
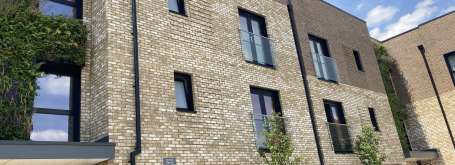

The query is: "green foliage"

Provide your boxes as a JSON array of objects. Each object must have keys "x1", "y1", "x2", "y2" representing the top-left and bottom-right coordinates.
[
  {"x1": 354, "y1": 126, "x2": 386, "y2": 165},
  {"x1": 0, "y1": 0, "x2": 87, "y2": 140},
  {"x1": 260, "y1": 113, "x2": 303, "y2": 165},
  {"x1": 374, "y1": 44, "x2": 410, "y2": 152}
]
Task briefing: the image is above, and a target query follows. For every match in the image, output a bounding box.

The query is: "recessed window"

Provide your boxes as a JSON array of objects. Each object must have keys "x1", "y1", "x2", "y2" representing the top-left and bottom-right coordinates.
[
  {"x1": 39, "y1": 0, "x2": 81, "y2": 18},
  {"x1": 309, "y1": 35, "x2": 338, "y2": 82},
  {"x1": 31, "y1": 64, "x2": 81, "y2": 142},
  {"x1": 353, "y1": 50, "x2": 364, "y2": 71},
  {"x1": 174, "y1": 73, "x2": 194, "y2": 112},
  {"x1": 444, "y1": 52, "x2": 455, "y2": 86},
  {"x1": 324, "y1": 100, "x2": 352, "y2": 153},
  {"x1": 239, "y1": 9, "x2": 274, "y2": 67},
  {"x1": 250, "y1": 88, "x2": 282, "y2": 149},
  {"x1": 368, "y1": 108, "x2": 380, "y2": 131},
  {"x1": 168, "y1": 0, "x2": 186, "y2": 15}
]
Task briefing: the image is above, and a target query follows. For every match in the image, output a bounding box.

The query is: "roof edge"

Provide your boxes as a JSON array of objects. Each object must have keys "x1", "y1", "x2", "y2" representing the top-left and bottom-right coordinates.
[
  {"x1": 320, "y1": 0, "x2": 366, "y2": 23},
  {"x1": 382, "y1": 10, "x2": 455, "y2": 43}
]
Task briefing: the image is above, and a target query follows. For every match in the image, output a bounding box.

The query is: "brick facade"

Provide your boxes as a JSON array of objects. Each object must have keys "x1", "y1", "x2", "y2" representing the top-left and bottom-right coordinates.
[
  {"x1": 383, "y1": 11, "x2": 455, "y2": 165},
  {"x1": 76, "y1": 0, "x2": 404, "y2": 164}
]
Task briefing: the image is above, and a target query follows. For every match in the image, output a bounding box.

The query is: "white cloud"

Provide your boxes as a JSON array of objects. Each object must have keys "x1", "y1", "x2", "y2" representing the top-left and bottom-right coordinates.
[
  {"x1": 442, "y1": 5, "x2": 455, "y2": 14},
  {"x1": 37, "y1": 74, "x2": 70, "y2": 96},
  {"x1": 31, "y1": 129, "x2": 68, "y2": 141},
  {"x1": 366, "y1": 5, "x2": 399, "y2": 26},
  {"x1": 356, "y1": 3, "x2": 364, "y2": 11},
  {"x1": 370, "y1": 0, "x2": 438, "y2": 41}
]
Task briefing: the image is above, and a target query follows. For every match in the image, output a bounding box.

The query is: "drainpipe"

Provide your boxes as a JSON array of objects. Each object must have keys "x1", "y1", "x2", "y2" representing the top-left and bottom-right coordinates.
[
  {"x1": 287, "y1": 0, "x2": 324, "y2": 164},
  {"x1": 418, "y1": 45, "x2": 455, "y2": 150},
  {"x1": 129, "y1": 0, "x2": 141, "y2": 164}
]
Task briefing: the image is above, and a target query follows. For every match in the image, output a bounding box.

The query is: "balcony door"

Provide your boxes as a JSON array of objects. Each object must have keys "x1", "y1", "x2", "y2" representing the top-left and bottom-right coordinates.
[
  {"x1": 239, "y1": 10, "x2": 273, "y2": 66},
  {"x1": 250, "y1": 88, "x2": 281, "y2": 149},
  {"x1": 309, "y1": 35, "x2": 338, "y2": 82},
  {"x1": 324, "y1": 101, "x2": 352, "y2": 153}
]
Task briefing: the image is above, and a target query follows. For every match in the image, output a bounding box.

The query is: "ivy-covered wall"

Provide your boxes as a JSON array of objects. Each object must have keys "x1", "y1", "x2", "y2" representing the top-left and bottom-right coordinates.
[
  {"x1": 0, "y1": 0, "x2": 87, "y2": 140},
  {"x1": 374, "y1": 44, "x2": 410, "y2": 153}
]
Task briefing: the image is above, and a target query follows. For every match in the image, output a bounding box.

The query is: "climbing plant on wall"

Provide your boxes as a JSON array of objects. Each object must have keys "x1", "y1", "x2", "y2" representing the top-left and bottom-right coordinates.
[
  {"x1": 355, "y1": 126, "x2": 386, "y2": 165},
  {"x1": 0, "y1": 0, "x2": 87, "y2": 140},
  {"x1": 374, "y1": 43, "x2": 410, "y2": 152}
]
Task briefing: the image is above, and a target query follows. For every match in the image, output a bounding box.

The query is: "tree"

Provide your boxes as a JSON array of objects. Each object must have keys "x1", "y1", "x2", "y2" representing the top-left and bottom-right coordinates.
[
  {"x1": 259, "y1": 113, "x2": 303, "y2": 165},
  {"x1": 354, "y1": 125, "x2": 386, "y2": 165}
]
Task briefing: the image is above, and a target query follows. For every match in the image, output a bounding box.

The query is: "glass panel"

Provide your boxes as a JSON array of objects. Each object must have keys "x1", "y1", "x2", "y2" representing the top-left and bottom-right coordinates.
[
  {"x1": 175, "y1": 80, "x2": 188, "y2": 109},
  {"x1": 240, "y1": 31, "x2": 254, "y2": 62},
  {"x1": 34, "y1": 74, "x2": 71, "y2": 110},
  {"x1": 254, "y1": 114, "x2": 266, "y2": 149},
  {"x1": 31, "y1": 114, "x2": 69, "y2": 141},
  {"x1": 240, "y1": 16, "x2": 249, "y2": 31},
  {"x1": 448, "y1": 55, "x2": 455, "y2": 71},
  {"x1": 328, "y1": 123, "x2": 352, "y2": 153},
  {"x1": 251, "y1": 93, "x2": 262, "y2": 115},
  {"x1": 263, "y1": 96, "x2": 275, "y2": 115},
  {"x1": 310, "y1": 40, "x2": 322, "y2": 78},
  {"x1": 168, "y1": 0, "x2": 179, "y2": 12},
  {"x1": 39, "y1": 0, "x2": 76, "y2": 18}
]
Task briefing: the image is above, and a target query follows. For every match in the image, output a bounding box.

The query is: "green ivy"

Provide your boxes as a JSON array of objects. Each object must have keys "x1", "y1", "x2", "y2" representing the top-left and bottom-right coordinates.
[
  {"x1": 0, "y1": 0, "x2": 87, "y2": 140},
  {"x1": 354, "y1": 126, "x2": 386, "y2": 165},
  {"x1": 259, "y1": 113, "x2": 303, "y2": 165},
  {"x1": 374, "y1": 44, "x2": 410, "y2": 153}
]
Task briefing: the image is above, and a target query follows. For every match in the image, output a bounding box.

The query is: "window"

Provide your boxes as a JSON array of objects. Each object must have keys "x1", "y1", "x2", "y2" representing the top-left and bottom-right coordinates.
[
  {"x1": 353, "y1": 50, "x2": 364, "y2": 71},
  {"x1": 309, "y1": 35, "x2": 338, "y2": 82},
  {"x1": 174, "y1": 73, "x2": 194, "y2": 112},
  {"x1": 31, "y1": 63, "x2": 81, "y2": 142},
  {"x1": 168, "y1": 0, "x2": 186, "y2": 15},
  {"x1": 250, "y1": 88, "x2": 282, "y2": 149},
  {"x1": 324, "y1": 100, "x2": 352, "y2": 153},
  {"x1": 39, "y1": 0, "x2": 82, "y2": 18},
  {"x1": 368, "y1": 108, "x2": 380, "y2": 131},
  {"x1": 444, "y1": 52, "x2": 455, "y2": 86},
  {"x1": 239, "y1": 9, "x2": 274, "y2": 67}
]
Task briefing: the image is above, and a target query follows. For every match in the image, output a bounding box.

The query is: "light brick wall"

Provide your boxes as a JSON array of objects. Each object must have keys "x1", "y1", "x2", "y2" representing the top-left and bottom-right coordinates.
[
  {"x1": 383, "y1": 12, "x2": 455, "y2": 165},
  {"x1": 307, "y1": 76, "x2": 404, "y2": 165}
]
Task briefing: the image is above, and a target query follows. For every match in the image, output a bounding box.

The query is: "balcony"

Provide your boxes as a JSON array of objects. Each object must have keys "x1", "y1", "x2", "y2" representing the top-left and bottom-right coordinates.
[
  {"x1": 313, "y1": 55, "x2": 338, "y2": 82},
  {"x1": 327, "y1": 123, "x2": 353, "y2": 153},
  {"x1": 240, "y1": 30, "x2": 275, "y2": 67},
  {"x1": 251, "y1": 113, "x2": 287, "y2": 149}
]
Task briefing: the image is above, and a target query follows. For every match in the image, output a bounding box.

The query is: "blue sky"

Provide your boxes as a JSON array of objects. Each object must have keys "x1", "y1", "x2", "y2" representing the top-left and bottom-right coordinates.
[{"x1": 324, "y1": 0, "x2": 455, "y2": 41}]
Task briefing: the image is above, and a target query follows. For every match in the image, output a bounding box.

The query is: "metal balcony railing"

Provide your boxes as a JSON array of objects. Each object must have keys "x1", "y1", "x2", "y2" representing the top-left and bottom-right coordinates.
[
  {"x1": 326, "y1": 122, "x2": 353, "y2": 153},
  {"x1": 251, "y1": 113, "x2": 287, "y2": 149},
  {"x1": 313, "y1": 55, "x2": 338, "y2": 82},
  {"x1": 239, "y1": 30, "x2": 275, "y2": 67}
]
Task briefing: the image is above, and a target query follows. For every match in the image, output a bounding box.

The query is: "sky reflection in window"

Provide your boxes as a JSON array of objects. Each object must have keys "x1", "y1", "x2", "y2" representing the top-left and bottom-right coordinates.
[{"x1": 34, "y1": 74, "x2": 71, "y2": 110}]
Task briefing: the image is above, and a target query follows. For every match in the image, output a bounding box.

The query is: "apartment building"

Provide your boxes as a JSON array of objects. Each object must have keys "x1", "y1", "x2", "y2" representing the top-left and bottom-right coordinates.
[
  {"x1": 382, "y1": 11, "x2": 455, "y2": 165},
  {"x1": 0, "y1": 0, "x2": 403, "y2": 165}
]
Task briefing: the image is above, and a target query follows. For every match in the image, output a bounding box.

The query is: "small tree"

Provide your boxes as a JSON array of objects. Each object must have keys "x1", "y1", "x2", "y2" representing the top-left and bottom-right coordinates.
[
  {"x1": 354, "y1": 125, "x2": 386, "y2": 165},
  {"x1": 259, "y1": 113, "x2": 302, "y2": 165}
]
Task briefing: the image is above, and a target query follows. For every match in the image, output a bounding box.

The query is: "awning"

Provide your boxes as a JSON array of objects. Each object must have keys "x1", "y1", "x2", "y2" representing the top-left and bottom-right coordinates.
[
  {"x1": 405, "y1": 149, "x2": 439, "y2": 162},
  {"x1": 0, "y1": 141, "x2": 115, "y2": 165}
]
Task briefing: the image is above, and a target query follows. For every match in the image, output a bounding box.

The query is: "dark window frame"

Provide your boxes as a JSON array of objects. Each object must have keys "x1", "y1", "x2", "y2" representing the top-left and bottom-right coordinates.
[
  {"x1": 250, "y1": 87, "x2": 283, "y2": 151},
  {"x1": 174, "y1": 72, "x2": 194, "y2": 112},
  {"x1": 353, "y1": 50, "x2": 364, "y2": 72},
  {"x1": 323, "y1": 100, "x2": 353, "y2": 154},
  {"x1": 239, "y1": 9, "x2": 273, "y2": 68},
  {"x1": 308, "y1": 34, "x2": 331, "y2": 57},
  {"x1": 33, "y1": 62, "x2": 81, "y2": 142},
  {"x1": 368, "y1": 108, "x2": 380, "y2": 131},
  {"x1": 39, "y1": 0, "x2": 83, "y2": 19},
  {"x1": 444, "y1": 51, "x2": 455, "y2": 86},
  {"x1": 168, "y1": 0, "x2": 186, "y2": 16}
]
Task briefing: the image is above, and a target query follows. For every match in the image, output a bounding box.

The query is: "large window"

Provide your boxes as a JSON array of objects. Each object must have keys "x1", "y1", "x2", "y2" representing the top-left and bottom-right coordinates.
[
  {"x1": 368, "y1": 108, "x2": 380, "y2": 131},
  {"x1": 353, "y1": 50, "x2": 364, "y2": 71},
  {"x1": 239, "y1": 9, "x2": 274, "y2": 67},
  {"x1": 174, "y1": 73, "x2": 194, "y2": 112},
  {"x1": 250, "y1": 88, "x2": 282, "y2": 149},
  {"x1": 168, "y1": 0, "x2": 186, "y2": 15},
  {"x1": 309, "y1": 35, "x2": 338, "y2": 82},
  {"x1": 39, "y1": 0, "x2": 82, "y2": 18},
  {"x1": 445, "y1": 52, "x2": 455, "y2": 86},
  {"x1": 31, "y1": 64, "x2": 81, "y2": 142},
  {"x1": 324, "y1": 100, "x2": 352, "y2": 153}
]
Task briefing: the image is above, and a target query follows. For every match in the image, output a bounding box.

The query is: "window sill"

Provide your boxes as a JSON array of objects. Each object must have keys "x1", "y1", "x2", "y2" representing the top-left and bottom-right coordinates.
[
  {"x1": 176, "y1": 108, "x2": 196, "y2": 113},
  {"x1": 169, "y1": 10, "x2": 188, "y2": 17},
  {"x1": 245, "y1": 60, "x2": 275, "y2": 69},
  {"x1": 317, "y1": 78, "x2": 338, "y2": 84},
  {"x1": 334, "y1": 151, "x2": 354, "y2": 154}
]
